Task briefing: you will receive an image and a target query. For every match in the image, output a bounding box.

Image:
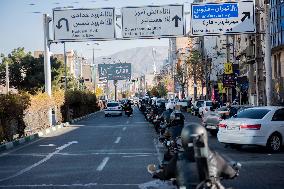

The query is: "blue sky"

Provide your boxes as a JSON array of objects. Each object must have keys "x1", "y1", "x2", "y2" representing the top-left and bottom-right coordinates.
[{"x1": 0, "y1": 0, "x2": 192, "y2": 60}]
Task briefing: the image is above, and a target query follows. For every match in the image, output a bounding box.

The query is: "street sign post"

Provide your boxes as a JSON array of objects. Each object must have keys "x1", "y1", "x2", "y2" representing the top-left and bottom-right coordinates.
[
  {"x1": 98, "y1": 63, "x2": 131, "y2": 81},
  {"x1": 121, "y1": 5, "x2": 185, "y2": 39},
  {"x1": 191, "y1": 1, "x2": 255, "y2": 36},
  {"x1": 53, "y1": 8, "x2": 115, "y2": 41}
]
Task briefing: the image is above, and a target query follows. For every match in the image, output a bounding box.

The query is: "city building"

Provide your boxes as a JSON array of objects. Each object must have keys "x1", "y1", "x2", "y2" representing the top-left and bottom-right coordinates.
[{"x1": 81, "y1": 63, "x2": 94, "y2": 91}]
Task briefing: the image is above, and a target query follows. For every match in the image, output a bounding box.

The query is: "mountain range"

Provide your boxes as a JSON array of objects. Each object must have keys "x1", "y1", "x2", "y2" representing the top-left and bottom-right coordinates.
[{"x1": 93, "y1": 46, "x2": 169, "y2": 76}]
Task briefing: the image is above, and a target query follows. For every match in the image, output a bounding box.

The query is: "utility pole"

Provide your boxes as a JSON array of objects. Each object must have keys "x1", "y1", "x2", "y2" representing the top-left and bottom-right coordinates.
[
  {"x1": 63, "y1": 42, "x2": 67, "y2": 91},
  {"x1": 43, "y1": 14, "x2": 52, "y2": 126},
  {"x1": 225, "y1": 35, "x2": 232, "y2": 103},
  {"x1": 247, "y1": 35, "x2": 255, "y2": 105},
  {"x1": 92, "y1": 48, "x2": 96, "y2": 92},
  {"x1": 114, "y1": 80, "x2": 117, "y2": 101},
  {"x1": 255, "y1": 0, "x2": 265, "y2": 106},
  {"x1": 264, "y1": 2, "x2": 272, "y2": 106},
  {"x1": 5, "y1": 58, "x2": 9, "y2": 94}
]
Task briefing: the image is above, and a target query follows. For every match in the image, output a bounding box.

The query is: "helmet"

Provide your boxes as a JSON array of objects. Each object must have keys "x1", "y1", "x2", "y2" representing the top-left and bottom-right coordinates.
[
  {"x1": 181, "y1": 123, "x2": 208, "y2": 148},
  {"x1": 181, "y1": 123, "x2": 208, "y2": 161},
  {"x1": 166, "y1": 102, "x2": 174, "y2": 110},
  {"x1": 170, "y1": 110, "x2": 184, "y2": 126}
]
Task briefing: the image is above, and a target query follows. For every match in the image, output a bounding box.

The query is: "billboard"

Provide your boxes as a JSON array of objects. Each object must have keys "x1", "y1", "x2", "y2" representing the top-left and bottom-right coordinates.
[
  {"x1": 98, "y1": 63, "x2": 131, "y2": 80},
  {"x1": 191, "y1": 1, "x2": 255, "y2": 36}
]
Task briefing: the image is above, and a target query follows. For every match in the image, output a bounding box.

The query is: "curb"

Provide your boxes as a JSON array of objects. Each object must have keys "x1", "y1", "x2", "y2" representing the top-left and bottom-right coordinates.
[
  {"x1": 0, "y1": 112, "x2": 97, "y2": 153},
  {"x1": 69, "y1": 112, "x2": 97, "y2": 124}
]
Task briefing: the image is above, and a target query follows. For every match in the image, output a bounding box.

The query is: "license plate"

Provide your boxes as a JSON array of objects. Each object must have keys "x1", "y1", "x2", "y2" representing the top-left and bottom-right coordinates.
[
  {"x1": 206, "y1": 125, "x2": 216, "y2": 129},
  {"x1": 176, "y1": 117, "x2": 181, "y2": 120},
  {"x1": 227, "y1": 126, "x2": 238, "y2": 130}
]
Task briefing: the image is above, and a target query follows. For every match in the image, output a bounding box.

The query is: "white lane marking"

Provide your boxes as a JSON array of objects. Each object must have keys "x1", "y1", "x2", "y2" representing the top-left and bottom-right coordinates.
[
  {"x1": 114, "y1": 137, "x2": 121, "y2": 144},
  {"x1": 126, "y1": 120, "x2": 129, "y2": 124},
  {"x1": 1, "y1": 153, "x2": 46, "y2": 157},
  {"x1": 123, "y1": 155, "x2": 150, "y2": 158},
  {"x1": 0, "y1": 138, "x2": 45, "y2": 158},
  {"x1": 122, "y1": 127, "x2": 127, "y2": 131},
  {"x1": 0, "y1": 141, "x2": 78, "y2": 182},
  {"x1": 96, "y1": 157, "x2": 109, "y2": 171},
  {"x1": 39, "y1": 144, "x2": 56, "y2": 147}
]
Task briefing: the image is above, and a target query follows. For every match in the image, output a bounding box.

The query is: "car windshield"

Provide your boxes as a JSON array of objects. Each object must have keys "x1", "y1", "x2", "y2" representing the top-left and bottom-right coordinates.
[
  {"x1": 107, "y1": 103, "x2": 119, "y2": 107},
  {"x1": 235, "y1": 109, "x2": 270, "y2": 119},
  {"x1": 206, "y1": 102, "x2": 212, "y2": 106},
  {"x1": 196, "y1": 101, "x2": 204, "y2": 107}
]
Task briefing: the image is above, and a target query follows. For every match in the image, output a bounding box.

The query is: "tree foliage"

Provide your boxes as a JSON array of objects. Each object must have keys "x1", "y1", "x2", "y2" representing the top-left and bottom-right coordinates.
[
  {"x1": 149, "y1": 83, "x2": 168, "y2": 98},
  {"x1": 186, "y1": 50, "x2": 205, "y2": 83},
  {"x1": 0, "y1": 47, "x2": 77, "y2": 93}
]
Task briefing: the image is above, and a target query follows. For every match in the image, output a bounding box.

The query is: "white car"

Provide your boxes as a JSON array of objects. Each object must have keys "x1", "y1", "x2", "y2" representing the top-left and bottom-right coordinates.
[
  {"x1": 198, "y1": 101, "x2": 213, "y2": 117},
  {"x1": 217, "y1": 106, "x2": 284, "y2": 152},
  {"x1": 104, "y1": 102, "x2": 123, "y2": 117}
]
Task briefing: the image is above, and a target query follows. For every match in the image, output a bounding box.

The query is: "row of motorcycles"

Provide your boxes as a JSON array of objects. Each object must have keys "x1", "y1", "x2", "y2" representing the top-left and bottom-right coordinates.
[{"x1": 138, "y1": 99, "x2": 241, "y2": 189}]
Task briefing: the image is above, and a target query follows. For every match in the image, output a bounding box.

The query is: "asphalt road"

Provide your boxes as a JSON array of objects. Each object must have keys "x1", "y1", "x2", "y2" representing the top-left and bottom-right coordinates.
[{"x1": 0, "y1": 108, "x2": 283, "y2": 189}]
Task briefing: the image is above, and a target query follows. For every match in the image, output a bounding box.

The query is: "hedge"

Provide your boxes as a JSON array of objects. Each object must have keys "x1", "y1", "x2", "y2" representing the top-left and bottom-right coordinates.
[{"x1": 0, "y1": 90, "x2": 99, "y2": 144}]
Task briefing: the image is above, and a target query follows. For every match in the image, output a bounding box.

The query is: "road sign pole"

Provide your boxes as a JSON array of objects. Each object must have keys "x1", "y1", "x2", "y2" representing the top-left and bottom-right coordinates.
[{"x1": 43, "y1": 14, "x2": 52, "y2": 126}]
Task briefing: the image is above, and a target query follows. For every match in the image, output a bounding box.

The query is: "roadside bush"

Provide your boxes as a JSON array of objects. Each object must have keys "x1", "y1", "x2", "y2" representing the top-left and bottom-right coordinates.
[
  {"x1": 23, "y1": 92, "x2": 53, "y2": 134},
  {"x1": 62, "y1": 90, "x2": 99, "y2": 122},
  {"x1": 0, "y1": 90, "x2": 98, "y2": 144},
  {"x1": 53, "y1": 90, "x2": 65, "y2": 124},
  {"x1": 0, "y1": 93, "x2": 30, "y2": 142}
]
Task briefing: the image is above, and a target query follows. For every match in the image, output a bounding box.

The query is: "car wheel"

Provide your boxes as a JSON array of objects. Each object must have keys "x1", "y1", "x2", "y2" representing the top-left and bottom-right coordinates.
[
  {"x1": 105, "y1": 114, "x2": 108, "y2": 117},
  {"x1": 266, "y1": 133, "x2": 282, "y2": 152},
  {"x1": 119, "y1": 113, "x2": 122, "y2": 116}
]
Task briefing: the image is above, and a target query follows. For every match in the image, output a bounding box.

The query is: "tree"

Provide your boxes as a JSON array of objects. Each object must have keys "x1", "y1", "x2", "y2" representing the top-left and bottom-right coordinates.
[
  {"x1": 95, "y1": 87, "x2": 104, "y2": 97},
  {"x1": 150, "y1": 86, "x2": 159, "y2": 97},
  {"x1": 0, "y1": 47, "x2": 77, "y2": 93},
  {"x1": 149, "y1": 83, "x2": 167, "y2": 98},
  {"x1": 186, "y1": 50, "x2": 205, "y2": 100},
  {"x1": 157, "y1": 83, "x2": 168, "y2": 98},
  {"x1": 175, "y1": 59, "x2": 188, "y2": 99}
]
